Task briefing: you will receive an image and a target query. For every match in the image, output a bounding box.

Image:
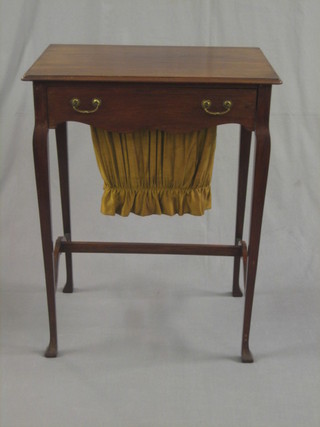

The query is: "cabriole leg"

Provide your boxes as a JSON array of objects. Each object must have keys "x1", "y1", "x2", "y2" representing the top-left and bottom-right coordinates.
[
  {"x1": 241, "y1": 85, "x2": 272, "y2": 363},
  {"x1": 233, "y1": 126, "x2": 252, "y2": 297},
  {"x1": 33, "y1": 124, "x2": 58, "y2": 357},
  {"x1": 56, "y1": 122, "x2": 74, "y2": 293},
  {"x1": 241, "y1": 125, "x2": 271, "y2": 363}
]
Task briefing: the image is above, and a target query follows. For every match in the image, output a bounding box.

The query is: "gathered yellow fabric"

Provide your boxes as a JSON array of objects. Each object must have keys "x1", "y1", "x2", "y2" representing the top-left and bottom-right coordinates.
[{"x1": 90, "y1": 127, "x2": 217, "y2": 216}]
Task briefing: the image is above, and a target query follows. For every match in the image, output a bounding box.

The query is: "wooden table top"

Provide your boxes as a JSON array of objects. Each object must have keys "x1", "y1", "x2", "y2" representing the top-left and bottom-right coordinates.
[{"x1": 23, "y1": 44, "x2": 281, "y2": 85}]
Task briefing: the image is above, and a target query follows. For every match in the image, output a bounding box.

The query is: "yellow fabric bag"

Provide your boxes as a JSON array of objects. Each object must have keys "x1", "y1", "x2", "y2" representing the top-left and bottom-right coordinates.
[{"x1": 91, "y1": 127, "x2": 217, "y2": 216}]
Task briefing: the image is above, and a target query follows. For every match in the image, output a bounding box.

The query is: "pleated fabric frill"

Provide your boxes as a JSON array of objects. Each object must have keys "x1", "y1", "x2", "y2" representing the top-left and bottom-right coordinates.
[{"x1": 91, "y1": 127, "x2": 217, "y2": 216}]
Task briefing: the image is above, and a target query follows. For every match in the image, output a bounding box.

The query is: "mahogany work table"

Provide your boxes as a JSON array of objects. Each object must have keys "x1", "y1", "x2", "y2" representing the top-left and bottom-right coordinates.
[{"x1": 23, "y1": 45, "x2": 281, "y2": 362}]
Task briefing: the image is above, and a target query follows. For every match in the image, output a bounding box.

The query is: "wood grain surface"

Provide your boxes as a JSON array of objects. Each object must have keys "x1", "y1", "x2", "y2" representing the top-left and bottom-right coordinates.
[{"x1": 23, "y1": 45, "x2": 282, "y2": 84}]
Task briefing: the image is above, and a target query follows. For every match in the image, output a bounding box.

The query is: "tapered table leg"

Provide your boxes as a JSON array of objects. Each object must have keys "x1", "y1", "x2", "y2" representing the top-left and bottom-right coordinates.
[
  {"x1": 56, "y1": 122, "x2": 74, "y2": 293},
  {"x1": 233, "y1": 126, "x2": 252, "y2": 297},
  {"x1": 33, "y1": 124, "x2": 57, "y2": 357},
  {"x1": 241, "y1": 85, "x2": 271, "y2": 363}
]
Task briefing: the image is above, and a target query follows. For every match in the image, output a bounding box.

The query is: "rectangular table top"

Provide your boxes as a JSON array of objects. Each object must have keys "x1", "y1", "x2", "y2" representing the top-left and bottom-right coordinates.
[{"x1": 23, "y1": 44, "x2": 281, "y2": 85}]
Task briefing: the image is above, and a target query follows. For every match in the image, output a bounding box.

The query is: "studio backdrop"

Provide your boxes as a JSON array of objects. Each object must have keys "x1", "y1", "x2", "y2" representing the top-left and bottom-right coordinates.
[{"x1": 1, "y1": 0, "x2": 319, "y2": 297}]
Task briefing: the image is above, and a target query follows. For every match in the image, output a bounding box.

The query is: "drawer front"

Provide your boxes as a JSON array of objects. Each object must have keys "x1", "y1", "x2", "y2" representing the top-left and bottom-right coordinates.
[{"x1": 47, "y1": 83, "x2": 257, "y2": 131}]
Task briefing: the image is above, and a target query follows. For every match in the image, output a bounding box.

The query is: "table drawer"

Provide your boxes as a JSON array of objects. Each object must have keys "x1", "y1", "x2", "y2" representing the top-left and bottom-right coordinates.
[{"x1": 47, "y1": 83, "x2": 257, "y2": 131}]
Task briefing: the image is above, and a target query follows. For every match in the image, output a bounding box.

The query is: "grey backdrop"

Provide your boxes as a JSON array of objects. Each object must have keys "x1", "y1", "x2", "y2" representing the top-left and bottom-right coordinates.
[{"x1": 1, "y1": 1, "x2": 319, "y2": 426}]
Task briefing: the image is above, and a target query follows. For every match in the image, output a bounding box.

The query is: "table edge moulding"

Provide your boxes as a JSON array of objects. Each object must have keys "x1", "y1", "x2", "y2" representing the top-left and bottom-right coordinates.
[{"x1": 22, "y1": 44, "x2": 282, "y2": 362}]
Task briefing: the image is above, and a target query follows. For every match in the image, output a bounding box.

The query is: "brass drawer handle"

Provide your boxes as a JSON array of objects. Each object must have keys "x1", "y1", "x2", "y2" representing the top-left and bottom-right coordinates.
[
  {"x1": 201, "y1": 99, "x2": 232, "y2": 115},
  {"x1": 70, "y1": 98, "x2": 102, "y2": 114}
]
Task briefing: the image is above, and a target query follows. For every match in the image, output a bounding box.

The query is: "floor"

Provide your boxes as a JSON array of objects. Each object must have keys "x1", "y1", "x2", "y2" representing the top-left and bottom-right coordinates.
[{"x1": 1, "y1": 254, "x2": 319, "y2": 427}]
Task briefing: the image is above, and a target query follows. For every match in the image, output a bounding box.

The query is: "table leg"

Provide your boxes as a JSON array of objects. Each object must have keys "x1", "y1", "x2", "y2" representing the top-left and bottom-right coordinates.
[
  {"x1": 241, "y1": 122, "x2": 270, "y2": 363},
  {"x1": 33, "y1": 124, "x2": 57, "y2": 357},
  {"x1": 56, "y1": 123, "x2": 74, "y2": 293},
  {"x1": 232, "y1": 126, "x2": 252, "y2": 297}
]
